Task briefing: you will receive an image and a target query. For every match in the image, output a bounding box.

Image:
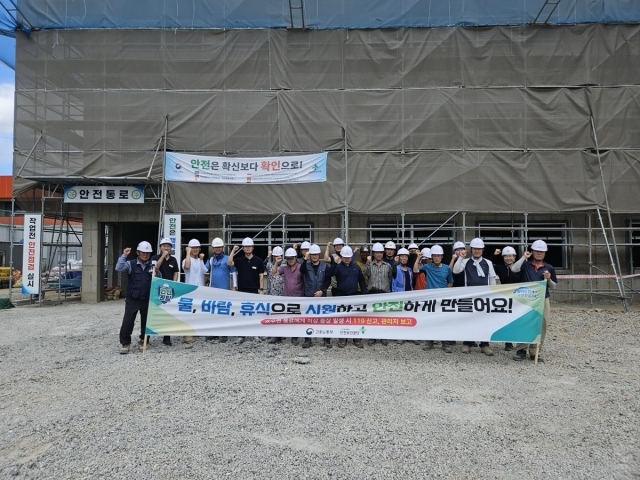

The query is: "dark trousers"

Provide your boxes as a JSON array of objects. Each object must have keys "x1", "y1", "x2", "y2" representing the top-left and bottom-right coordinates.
[
  {"x1": 464, "y1": 341, "x2": 488, "y2": 348},
  {"x1": 238, "y1": 287, "x2": 259, "y2": 294},
  {"x1": 119, "y1": 297, "x2": 149, "y2": 345}
]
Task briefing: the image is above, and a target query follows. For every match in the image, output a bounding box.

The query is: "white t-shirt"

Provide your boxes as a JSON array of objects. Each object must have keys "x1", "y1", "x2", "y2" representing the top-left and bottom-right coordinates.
[{"x1": 182, "y1": 257, "x2": 206, "y2": 286}]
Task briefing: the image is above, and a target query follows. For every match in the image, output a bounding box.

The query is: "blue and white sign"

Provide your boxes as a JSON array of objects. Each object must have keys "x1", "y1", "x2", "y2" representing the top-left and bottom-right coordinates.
[{"x1": 165, "y1": 152, "x2": 327, "y2": 184}]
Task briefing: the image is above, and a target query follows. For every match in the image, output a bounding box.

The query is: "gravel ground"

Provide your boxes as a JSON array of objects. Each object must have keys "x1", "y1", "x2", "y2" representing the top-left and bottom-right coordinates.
[{"x1": 0, "y1": 299, "x2": 639, "y2": 479}]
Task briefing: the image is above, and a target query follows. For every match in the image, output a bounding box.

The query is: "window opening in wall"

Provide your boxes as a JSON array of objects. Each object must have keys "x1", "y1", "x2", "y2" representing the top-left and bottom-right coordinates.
[
  {"x1": 628, "y1": 220, "x2": 640, "y2": 269},
  {"x1": 228, "y1": 223, "x2": 312, "y2": 260},
  {"x1": 477, "y1": 222, "x2": 567, "y2": 269},
  {"x1": 369, "y1": 222, "x2": 455, "y2": 257}
]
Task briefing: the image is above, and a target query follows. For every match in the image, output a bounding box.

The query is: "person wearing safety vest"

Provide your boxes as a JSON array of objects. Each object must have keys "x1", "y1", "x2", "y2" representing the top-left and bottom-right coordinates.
[
  {"x1": 228, "y1": 237, "x2": 265, "y2": 345},
  {"x1": 204, "y1": 237, "x2": 236, "y2": 343},
  {"x1": 300, "y1": 244, "x2": 333, "y2": 348},
  {"x1": 509, "y1": 240, "x2": 558, "y2": 363},
  {"x1": 328, "y1": 246, "x2": 368, "y2": 348},
  {"x1": 489, "y1": 245, "x2": 523, "y2": 352},
  {"x1": 182, "y1": 238, "x2": 207, "y2": 345},
  {"x1": 414, "y1": 245, "x2": 454, "y2": 353},
  {"x1": 151, "y1": 237, "x2": 180, "y2": 346},
  {"x1": 116, "y1": 241, "x2": 154, "y2": 354},
  {"x1": 363, "y1": 242, "x2": 393, "y2": 346},
  {"x1": 452, "y1": 237, "x2": 498, "y2": 356}
]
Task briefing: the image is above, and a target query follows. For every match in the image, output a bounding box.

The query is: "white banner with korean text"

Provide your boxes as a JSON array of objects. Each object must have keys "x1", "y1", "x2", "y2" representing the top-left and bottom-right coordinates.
[
  {"x1": 164, "y1": 152, "x2": 327, "y2": 184},
  {"x1": 147, "y1": 279, "x2": 546, "y2": 343},
  {"x1": 162, "y1": 214, "x2": 182, "y2": 274},
  {"x1": 21, "y1": 214, "x2": 42, "y2": 295}
]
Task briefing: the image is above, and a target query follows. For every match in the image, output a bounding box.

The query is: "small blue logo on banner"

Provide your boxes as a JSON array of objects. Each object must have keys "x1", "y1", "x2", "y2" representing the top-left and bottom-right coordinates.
[
  {"x1": 512, "y1": 286, "x2": 538, "y2": 300},
  {"x1": 158, "y1": 283, "x2": 175, "y2": 304}
]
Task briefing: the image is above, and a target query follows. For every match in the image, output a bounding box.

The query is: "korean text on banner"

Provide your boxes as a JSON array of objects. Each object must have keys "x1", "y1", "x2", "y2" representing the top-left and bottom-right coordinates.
[
  {"x1": 163, "y1": 214, "x2": 181, "y2": 274},
  {"x1": 147, "y1": 280, "x2": 546, "y2": 343},
  {"x1": 22, "y1": 214, "x2": 42, "y2": 295},
  {"x1": 164, "y1": 152, "x2": 327, "y2": 184}
]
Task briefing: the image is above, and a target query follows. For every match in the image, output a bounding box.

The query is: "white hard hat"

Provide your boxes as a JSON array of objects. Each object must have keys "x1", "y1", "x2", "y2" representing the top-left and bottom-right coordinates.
[
  {"x1": 372, "y1": 242, "x2": 384, "y2": 252},
  {"x1": 408, "y1": 243, "x2": 419, "y2": 250},
  {"x1": 137, "y1": 241, "x2": 153, "y2": 253},
  {"x1": 470, "y1": 238, "x2": 485, "y2": 248},
  {"x1": 159, "y1": 237, "x2": 172, "y2": 246},
  {"x1": 300, "y1": 241, "x2": 311, "y2": 250},
  {"x1": 421, "y1": 247, "x2": 431, "y2": 258},
  {"x1": 272, "y1": 246, "x2": 284, "y2": 256},
  {"x1": 340, "y1": 246, "x2": 353, "y2": 258},
  {"x1": 453, "y1": 241, "x2": 466, "y2": 250},
  {"x1": 397, "y1": 248, "x2": 410, "y2": 256},
  {"x1": 531, "y1": 240, "x2": 548, "y2": 252},
  {"x1": 285, "y1": 248, "x2": 297, "y2": 258},
  {"x1": 242, "y1": 237, "x2": 254, "y2": 247},
  {"x1": 385, "y1": 241, "x2": 396, "y2": 250},
  {"x1": 308, "y1": 244, "x2": 322, "y2": 254},
  {"x1": 502, "y1": 246, "x2": 517, "y2": 256},
  {"x1": 333, "y1": 237, "x2": 344, "y2": 246},
  {"x1": 431, "y1": 245, "x2": 444, "y2": 255},
  {"x1": 188, "y1": 239, "x2": 201, "y2": 248},
  {"x1": 211, "y1": 237, "x2": 224, "y2": 247}
]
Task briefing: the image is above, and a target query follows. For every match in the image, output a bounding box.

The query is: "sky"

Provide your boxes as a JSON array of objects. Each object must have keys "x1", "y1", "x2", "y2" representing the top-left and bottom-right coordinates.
[{"x1": 0, "y1": 63, "x2": 13, "y2": 175}]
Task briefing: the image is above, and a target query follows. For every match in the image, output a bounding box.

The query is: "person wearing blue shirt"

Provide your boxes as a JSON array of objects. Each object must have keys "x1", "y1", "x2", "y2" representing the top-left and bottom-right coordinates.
[
  {"x1": 205, "y1": 237, "x2": 236, "y2": 290},
  {"x1": 414, "y1": 245, "x2": 454, "y2": 353}
]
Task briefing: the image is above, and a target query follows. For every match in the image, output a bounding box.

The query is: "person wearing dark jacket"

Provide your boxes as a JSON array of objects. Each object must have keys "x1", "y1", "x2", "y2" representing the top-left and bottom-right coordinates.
[
  {"x1": 328, "y1": 246, "x2": 368, "y2": 348},
  {"x1": 489, "y1": 246, "x2": 522, "y2": 351},
  {"x1": 115, "y1": 241, "x2": 154, "y2": 354}
]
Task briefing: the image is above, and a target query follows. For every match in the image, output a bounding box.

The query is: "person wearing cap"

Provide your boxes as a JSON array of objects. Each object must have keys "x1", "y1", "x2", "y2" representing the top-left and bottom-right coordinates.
[
  {"x1": 205, "y1": 238, "x2": 236, "y2": 290},
  {"x1": 264, "y1": 247, "x2": 285, "y2": 297},
  {"x1": 204, "y1": 237, "x2": 236, "y2": 343},
  {"x1": 407, "y1": 243, "x2": 420, "y2": 270},
  {"x1": 273, "y1": 248, "x2": 306, "y2": 346},
  {"x1": 450, "y1": 241, "x2": 467, "y2": 288},
  {"x1": 228, "y1": 237, "x2": 265, "y2": 345},
  {"x1": 414, "y1": 248, "x2": 431, "y2": 290},
  {"x1": 300, "y1": 244, "x2": 333, "y2": 348},
  {"x1": 383, "y1": 241, "x2": 396, "y2": 267},
  {"x1": 328, "y1": 246, "x2": 368, "y2": 348},
  {"x1": 453, "y1": 237, "x2": 497, "y2": 356},
  {"x1": 115, "y1": 241, "x2": 154, "y2": 354},
  {"x1": 151, "y1": 238, "x2": 180, "y2": 346},
  {"x1": 391, "y1": 248, "x2": 414, "y2": 293},
  {"x1": 324, "y1": 237, "x2": 344, "y2": 263},
  {"x1": 509, "y1": 240, "x2": 558, "y2": 363},
  {"x1": 363, "y1": 242, "x2": 393, "y2": 346},
  {"x1": 183, "y1": 239, "x2": 207, "y2": 287},
  {"x1": 355, "y1": 245, "x2": 370, "y2": 291},
  {"x1": 324, "y1": 237, "x2": 344, "y2": 295},
  {"x1": 264, "y1": 246, "x2": 285, "y2": 345},
  {"x1": 293, "y1": 241, "x2": 311, "y2": 263},
  {"x1": 489, "y1": 246, "x2": 523, "y2": 352},
  {"x1": 414, "y1": 245, "x2": 454, "y2": 353},
  {"x1": 182, "y1": 239, "x2": 207, "y2": 345}
]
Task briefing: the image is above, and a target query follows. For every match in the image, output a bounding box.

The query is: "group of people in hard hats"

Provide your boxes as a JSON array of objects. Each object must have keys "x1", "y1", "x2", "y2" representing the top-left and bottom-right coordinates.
[{"x1": 116, "y1": 235, "x2": 557, "y2": 362}]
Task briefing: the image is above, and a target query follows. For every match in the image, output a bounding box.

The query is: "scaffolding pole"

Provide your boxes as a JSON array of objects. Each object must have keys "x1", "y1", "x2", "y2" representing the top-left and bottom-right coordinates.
[
  {"x1": 591, "y1": 115, "x2": 628, "y2": 312},
  {"x1": 157, "y1": 116, "x2": 169, "y2": 247}
]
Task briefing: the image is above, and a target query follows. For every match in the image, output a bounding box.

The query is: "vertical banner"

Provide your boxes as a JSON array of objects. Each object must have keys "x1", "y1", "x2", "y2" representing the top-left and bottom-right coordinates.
[
  {"x1": 22, "y1": 214, "x2": 42, "y2": 295},
  {"x1": 163, "y1": 214, "x2": 182, "y2": 275}
]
